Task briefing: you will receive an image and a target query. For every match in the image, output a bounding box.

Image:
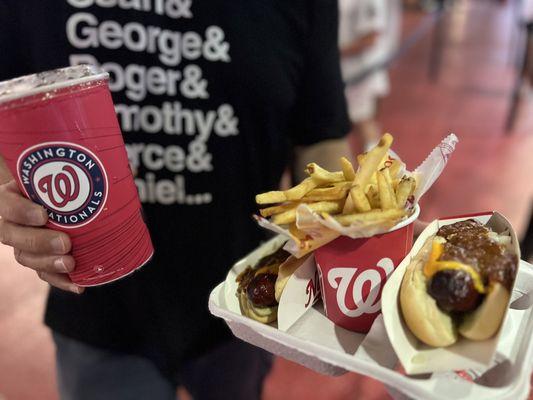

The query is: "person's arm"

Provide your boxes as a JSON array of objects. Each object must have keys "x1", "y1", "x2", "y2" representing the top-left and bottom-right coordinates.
[
  {"x1": 0, "y1": 155, "x2": 81, "y2": 293},
  {"x1": 293, "y1": 138, "x2": 353, "y2": 182},
  {"x1": 289, "y1": 0, "x2": 352, "y2": 169}
]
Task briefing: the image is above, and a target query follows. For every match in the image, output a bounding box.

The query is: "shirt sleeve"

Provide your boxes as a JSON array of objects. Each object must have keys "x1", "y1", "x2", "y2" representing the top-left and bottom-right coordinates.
[{"x1": 290, "y1": 0, "x2": 351, "y2": 146}]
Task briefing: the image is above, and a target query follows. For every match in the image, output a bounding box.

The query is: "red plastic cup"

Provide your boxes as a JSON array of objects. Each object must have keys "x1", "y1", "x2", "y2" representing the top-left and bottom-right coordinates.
[
  {"x1": 0, "y1": 65, "x2": 153, "y2": 286},
  {"x1": 314, "y1": 205, "x2": 420, "y2": 333}
]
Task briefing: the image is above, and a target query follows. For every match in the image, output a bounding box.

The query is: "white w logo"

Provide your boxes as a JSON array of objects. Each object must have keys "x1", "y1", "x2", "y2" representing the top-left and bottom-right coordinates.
[{"x1": 327, "y1": 258, "x2": 394, "y2": 317}]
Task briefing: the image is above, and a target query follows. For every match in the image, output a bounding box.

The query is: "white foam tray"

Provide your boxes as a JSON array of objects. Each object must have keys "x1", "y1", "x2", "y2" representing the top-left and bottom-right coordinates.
[{"x1": 209, "y1": 238, "x2": 533, "y2": 400}]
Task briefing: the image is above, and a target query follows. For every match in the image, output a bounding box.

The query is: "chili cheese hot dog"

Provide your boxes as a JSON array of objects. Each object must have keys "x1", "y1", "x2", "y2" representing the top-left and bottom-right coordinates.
[{"x1": 400, "y1": 219, "x2": 518, "y2": 347}]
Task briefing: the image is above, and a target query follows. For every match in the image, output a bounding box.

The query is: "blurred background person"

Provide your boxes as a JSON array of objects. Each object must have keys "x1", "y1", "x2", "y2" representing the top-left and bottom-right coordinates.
[
  {"x1": 339, "y1": 0, "x2": 402, "y2": 151},
  {"x1": 519, "y1": 0, "x2": 533, "y2": 265},
  {"x1": 522, "y1": 0, "x2": 533, "y2": 89}
]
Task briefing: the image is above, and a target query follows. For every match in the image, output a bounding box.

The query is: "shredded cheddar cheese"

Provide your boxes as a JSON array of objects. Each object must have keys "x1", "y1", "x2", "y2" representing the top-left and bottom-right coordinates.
[{"x1": 423, "y1": 240, "x2": 486, "y2": 294}]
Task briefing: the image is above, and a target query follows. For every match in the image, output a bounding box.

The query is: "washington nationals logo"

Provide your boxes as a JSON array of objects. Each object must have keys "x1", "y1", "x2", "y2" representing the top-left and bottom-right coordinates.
[
  {"x1": 38, "y1": 165, "x2": 81, "y2": 208},
  {"x1": 304, "y1": 270, "x2": 321, "y2": 308},
  {"x1": 17, "y1": 142, "x2": 108, "y2": 228},
  {"x1": 326, "y1": 258, "x2": 394, "y2": 318}
]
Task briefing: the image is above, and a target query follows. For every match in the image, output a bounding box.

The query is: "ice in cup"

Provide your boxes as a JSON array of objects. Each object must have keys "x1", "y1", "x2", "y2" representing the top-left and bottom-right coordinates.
[{"x1": 0, "y1": 65, "x2": 153, "y2": 286}]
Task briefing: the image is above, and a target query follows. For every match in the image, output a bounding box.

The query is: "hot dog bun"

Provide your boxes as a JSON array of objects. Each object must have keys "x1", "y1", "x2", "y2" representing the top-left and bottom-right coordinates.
[
  {"x1": 237, "y1": 245, "x2": 297, "y2": 324},
  {"x1": 400, "y1": 237, "x2": 458, "y2": 347},
  {"x1": 275, "y1": 254, "x2": 311, "y2": 302},
  {"x1": 239, "y1": 251, "x2": 311, "y2": 323},
  {"x1": 239, "y1": 291, "x2": 278, "y2": 324},
  {"x1": 400, "y1": 230, "x2": 514, "y2": 347},
  {"x1": 458, "y1": 282, "x2": 509, "y2": 340}
]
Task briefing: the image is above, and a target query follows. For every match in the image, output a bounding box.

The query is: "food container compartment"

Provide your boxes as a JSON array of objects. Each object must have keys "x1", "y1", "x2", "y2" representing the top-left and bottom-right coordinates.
[
  {"x1": 209, "y1": 233, "x2": 533, "y2": 400},
  {"x1": 382, "y1": 212, "x2": 521, "y2": 375}
]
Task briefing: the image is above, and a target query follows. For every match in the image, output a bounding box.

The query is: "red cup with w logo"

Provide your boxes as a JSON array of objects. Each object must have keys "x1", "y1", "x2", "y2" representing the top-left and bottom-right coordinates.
[
  {"x1": 0, "y1": 65, "x2": 153, "y2": 286},
  {"x1": 314, "y1": 205, "x2": 420, "y2": 333}
]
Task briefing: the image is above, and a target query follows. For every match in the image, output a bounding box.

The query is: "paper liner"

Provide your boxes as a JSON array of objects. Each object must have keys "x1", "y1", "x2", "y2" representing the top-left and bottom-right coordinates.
[
  {"x1": 277, "y1": 253, "x2": 321, "y2": 331},
  {"x1": 255, "y1": 213, "x2": 339, "y2": 258},
  {"x1": 318, "y1": 211, "x2": 399, "y2": 239},
  {"x1": 223, "y1": 235, "x2": 321, "y2": 331},
  {"x1": 255, "y1": 135, "x2": 458, "y2": 257},
  {"x1": 381, "y1": 211, "x2": 521, "y2": 374}
]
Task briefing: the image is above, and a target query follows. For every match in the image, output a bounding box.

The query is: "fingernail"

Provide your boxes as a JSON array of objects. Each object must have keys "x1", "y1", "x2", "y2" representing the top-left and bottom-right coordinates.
[
  {"x1": 51, "y1": 237, "x2": 66, "y2": 253},
  {"x1": 54, "y1": 258, "x2": 70, "y2": 273},
  {"x1": 27, "y1": 208, "x2": 45, "y2": 225}
]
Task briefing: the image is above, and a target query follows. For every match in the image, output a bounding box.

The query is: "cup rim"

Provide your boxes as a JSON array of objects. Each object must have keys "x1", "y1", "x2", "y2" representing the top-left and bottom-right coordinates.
[
  {"x1": 387, "y1": 203, "x2": 420, "y2": 233},
  {"x1": 0, "y1": 65, "x2": 109, "y2": 105}
]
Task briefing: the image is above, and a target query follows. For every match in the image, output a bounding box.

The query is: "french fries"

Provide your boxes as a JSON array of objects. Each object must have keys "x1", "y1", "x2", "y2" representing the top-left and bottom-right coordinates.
[
  {"x1": 381, "y1": 167, "x2": 393, "y2": 188},
  {"x1": 350, "y1": 185, "x2": 372, "y2": 213},
  {"x1": 388, "y1": 159, "x2": 402, "y2": 179},
  {"x1": 305, "y1": 163, "x2": 345, "y2": 185},
  {"x1": 331, "y1": 209, "x2": 407, "y2": 226},
  {"x1": 285, "y1": 177, "x2": 317, "y2": 201},
  {"x1": 256, "y1": 177, "x2": 317, "y2": 204},
  {"x1": 396, "y1": 177, "x2": 416, "y2": 208},
  {"x1": 271, "y1": 201, "x2": 343, "y2": 225},
  {"x1": 254, "y1": 133, "x2": 416, "y2": 233},
  {"x1": 344, "y1": 133, "x2": 393, "y2": 213},
  {"x1": 256, "y1": 190, "x2": 286, "y2": 205},
  {"x1": 302, "y1": 182, "x2": 351, "y2": 201},
  {"x1": 377, "y1": 169, "x2": 398, "y2": 210},
  {"x1": 259, "y1": 202, "x2": 299, "y2": 218},
  {"x1": 366, "y1": 185, "x2": 381, "y2": 209},
  {"x1": 340, "y1": 157, "x2": 356, "y2": 181}
]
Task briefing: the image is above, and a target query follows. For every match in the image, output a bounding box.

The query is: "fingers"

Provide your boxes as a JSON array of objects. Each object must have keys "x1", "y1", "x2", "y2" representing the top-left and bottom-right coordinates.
[
  {"x1": 0, "y1": 220, "x2": 71, "y2": 255},
  {"x1": 36, "y1": 271, "x2": 84, "y2": 294},
  {"x1": 14, "y1": 249, "x2": 75, "y2": 273},
  {"x1": 0, "y1": 180, "x2": 48, "y2": 226},
  {"x1": 0, "y1": 181, "x2": 82, "y2": 294}
]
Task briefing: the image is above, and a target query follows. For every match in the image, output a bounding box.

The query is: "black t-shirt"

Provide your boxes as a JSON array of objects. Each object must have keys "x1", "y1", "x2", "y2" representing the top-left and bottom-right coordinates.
[{"x1": 0, "y1": 0, "x2": 349, "y2": 382}]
